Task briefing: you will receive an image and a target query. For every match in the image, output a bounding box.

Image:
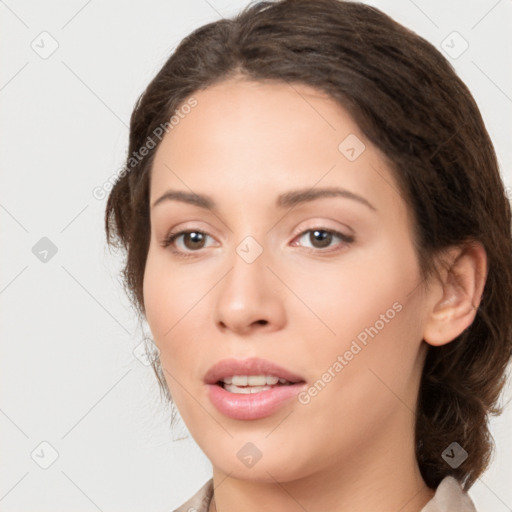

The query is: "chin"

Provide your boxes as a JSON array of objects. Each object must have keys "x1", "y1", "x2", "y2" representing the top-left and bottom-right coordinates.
[{"x1": 203, "y1": 438, "x2": 315, "y2": 483}]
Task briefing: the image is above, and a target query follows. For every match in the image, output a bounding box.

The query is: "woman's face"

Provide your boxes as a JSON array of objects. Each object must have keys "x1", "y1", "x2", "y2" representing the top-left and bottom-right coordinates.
[{"x1": 143, "y1": 78, "x2": 432, "y2": 482}]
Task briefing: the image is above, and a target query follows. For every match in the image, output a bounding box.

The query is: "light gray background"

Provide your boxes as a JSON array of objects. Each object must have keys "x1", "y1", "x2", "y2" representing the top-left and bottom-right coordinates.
[{"x1": 1, "y1": 0, "x2": 511, "y2": 510}]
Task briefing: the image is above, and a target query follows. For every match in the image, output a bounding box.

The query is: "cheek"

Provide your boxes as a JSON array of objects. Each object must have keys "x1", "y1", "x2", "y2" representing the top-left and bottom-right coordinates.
[
  {"x1": 143, "y1": 266, "x2": 167, "y2": 339},
  {"x1": 298, "y1": 242, "x2": 424, "y2": 406},
  {"x1": 143, "y1": 249, "x2": 190, "y2": 338},
  {"x1": 295, "y1": 306, "x2": 423, "y2": 462},
  {"x1": 143, "y1": 251, "x2": 185, "y2": 366},
  {"x1": 292, "y1": 244, "x2": 417, "y2": 348},
  {"x1": 142, "y1": 250, "x2": 208, "y2": 390}
]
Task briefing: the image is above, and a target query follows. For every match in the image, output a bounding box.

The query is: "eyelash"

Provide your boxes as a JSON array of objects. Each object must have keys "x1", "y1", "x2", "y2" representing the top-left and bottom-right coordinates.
[{"x1": 161, "y1": 227, "x2": 354, "y2": 259}]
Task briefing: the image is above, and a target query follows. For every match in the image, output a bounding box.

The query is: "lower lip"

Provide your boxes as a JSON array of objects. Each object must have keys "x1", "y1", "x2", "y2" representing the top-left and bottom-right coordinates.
[{"x1": 207, "y1": 383, "x2": 306, "y2": 420}]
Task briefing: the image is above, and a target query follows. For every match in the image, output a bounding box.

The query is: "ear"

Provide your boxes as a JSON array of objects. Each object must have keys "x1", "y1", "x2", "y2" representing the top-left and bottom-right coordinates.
[{"x1": 423, "y1": 241, "x2": 487, "y2": 347}]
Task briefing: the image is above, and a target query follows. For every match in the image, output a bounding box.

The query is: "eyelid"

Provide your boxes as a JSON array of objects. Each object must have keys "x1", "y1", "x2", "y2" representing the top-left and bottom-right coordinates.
[
  {"x1": 161, "y1": 220, "x2": 220, "y2": 243},
  {"x1": 290, "y1": 219, "x2": 354, "y2": 239}
]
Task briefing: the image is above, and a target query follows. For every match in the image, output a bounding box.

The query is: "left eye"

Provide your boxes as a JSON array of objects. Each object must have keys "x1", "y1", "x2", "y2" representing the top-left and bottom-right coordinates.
[{"x1": 293, "y1": 228, "x2": 354, "y2": 251}]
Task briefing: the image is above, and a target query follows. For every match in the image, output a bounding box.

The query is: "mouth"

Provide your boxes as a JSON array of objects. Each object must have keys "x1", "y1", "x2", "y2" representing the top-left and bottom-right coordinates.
[{"x1": 204, "y1": 358, "x2": 307, "y2": 420}]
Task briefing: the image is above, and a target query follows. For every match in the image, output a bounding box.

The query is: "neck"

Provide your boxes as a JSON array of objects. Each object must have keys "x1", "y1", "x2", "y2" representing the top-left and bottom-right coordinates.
[
  {"x1": 210, "y1": 459, "x2": 433, "y2": 512},
  {"x1": 208, "y1": 414, "x2": 434, "y2": 512}
]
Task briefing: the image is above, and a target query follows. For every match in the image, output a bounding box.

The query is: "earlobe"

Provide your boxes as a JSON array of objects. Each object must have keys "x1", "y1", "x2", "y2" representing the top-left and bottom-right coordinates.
[{"x1": 423, "y1": 241, "x2": 487, "y2": 347}]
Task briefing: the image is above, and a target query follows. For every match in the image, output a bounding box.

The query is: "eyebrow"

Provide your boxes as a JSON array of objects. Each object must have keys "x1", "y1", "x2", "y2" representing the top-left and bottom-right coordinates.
[{"x1": 151, "y1": 187, "x2": 377, "y2": 212}]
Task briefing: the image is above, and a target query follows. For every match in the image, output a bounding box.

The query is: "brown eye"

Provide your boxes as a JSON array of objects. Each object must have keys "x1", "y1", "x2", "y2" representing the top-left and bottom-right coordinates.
[
  {"x1": 294, "y1": 228, "x2": 354, "y2": 251},
  {"x1": 181, "y1": 231, "x2": 207, "y2": 250},
  {"x1": 309, "y1": 230, "x2": 332, "y2": 248},
  {"x1": 162, "y1": 230, "x2": 215, "y2": 256}
]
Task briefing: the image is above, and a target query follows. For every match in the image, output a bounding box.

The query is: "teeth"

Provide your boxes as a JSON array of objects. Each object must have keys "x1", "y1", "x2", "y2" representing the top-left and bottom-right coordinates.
[
  {"x1": 232, "y1": 375, "x2": 248, "y2": 386},
  {"x1": 224, "y1": 375, "x2": 286, "y2": 386},
  {"x1": 224, "y1": 384, "x2": 273, "y2": 394},
  {"x1": 221, "y1": 374, "x2": 295, "y2": 393}
]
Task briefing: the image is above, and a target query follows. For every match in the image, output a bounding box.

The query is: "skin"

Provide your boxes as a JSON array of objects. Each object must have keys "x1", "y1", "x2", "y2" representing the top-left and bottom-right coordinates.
[{"x1": 143, "y1": 77, "x2": 487, "y2": 512}]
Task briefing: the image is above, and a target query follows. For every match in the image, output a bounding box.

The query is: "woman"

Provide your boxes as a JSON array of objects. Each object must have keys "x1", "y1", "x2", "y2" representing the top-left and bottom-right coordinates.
[{"x1": 104, "y1": 1, "x2": 512, "y2": 510}]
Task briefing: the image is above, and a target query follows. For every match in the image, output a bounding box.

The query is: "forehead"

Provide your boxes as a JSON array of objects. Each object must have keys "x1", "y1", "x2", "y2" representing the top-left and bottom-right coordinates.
[
  {"x1": 152, "y1": 78, "x2": 359, "y2": 168},
  {"x1": 149, "y1": 78, "x2": 404, "y2": 217}
]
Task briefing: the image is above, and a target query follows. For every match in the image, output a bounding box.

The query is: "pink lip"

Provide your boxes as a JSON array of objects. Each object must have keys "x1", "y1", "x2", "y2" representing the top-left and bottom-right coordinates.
[
  {"x1": 204, "y1": 357, "x2": 305, "y2": 385},
  {"x1": 204, "y1": 357, "x2": 306, "y2": 421}
]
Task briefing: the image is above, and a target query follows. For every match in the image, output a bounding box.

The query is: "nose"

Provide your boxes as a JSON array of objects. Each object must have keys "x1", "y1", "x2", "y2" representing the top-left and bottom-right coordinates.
[{"x1": 213, "y1": 241, "x2": 287, "y2": 335}]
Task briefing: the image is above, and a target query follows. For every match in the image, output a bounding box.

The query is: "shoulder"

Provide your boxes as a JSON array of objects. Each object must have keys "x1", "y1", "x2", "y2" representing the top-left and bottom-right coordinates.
[
  {"x1": 421, "y1": 476, "x2": 477, "y2": 512},
  {"x1": 171, "y1": 479, "x2": 214, "y2": 512}
]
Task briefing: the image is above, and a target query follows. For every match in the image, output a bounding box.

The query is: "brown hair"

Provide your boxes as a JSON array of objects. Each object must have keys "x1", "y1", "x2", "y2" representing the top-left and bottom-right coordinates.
[{"x1": 105, "y1": 0, "x2": 512, "y2": 490}]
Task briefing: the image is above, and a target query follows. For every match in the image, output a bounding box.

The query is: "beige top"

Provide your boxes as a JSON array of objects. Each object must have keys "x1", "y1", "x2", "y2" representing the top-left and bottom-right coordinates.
[{"x1": 172, "y1": 476, "x2": 477, "y2": 512}]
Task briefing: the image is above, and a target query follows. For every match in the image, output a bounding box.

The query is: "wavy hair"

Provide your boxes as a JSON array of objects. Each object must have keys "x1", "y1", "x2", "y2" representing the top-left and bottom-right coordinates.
[{"x1": 104, "y1": 0, "x2": 512, "y2": 490}]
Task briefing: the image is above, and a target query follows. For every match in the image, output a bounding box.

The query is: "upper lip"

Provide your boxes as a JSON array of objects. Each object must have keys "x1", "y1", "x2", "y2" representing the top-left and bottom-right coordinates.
[{"x1": 204, "y1": 357, "x2": 306, "y2": 385}]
